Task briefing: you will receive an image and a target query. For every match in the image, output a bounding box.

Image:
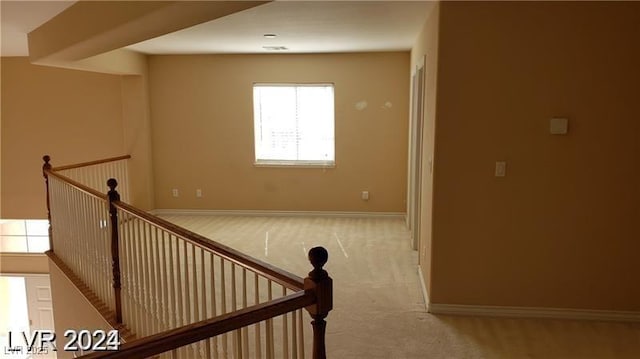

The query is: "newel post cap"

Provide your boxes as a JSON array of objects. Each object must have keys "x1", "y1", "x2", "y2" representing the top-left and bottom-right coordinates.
[
  {"x1": 309, "y1": 246, "x2": 328, "y2": 275},
  {"x1": 305, "y1": 246, "x2": 333, "y2": 317},
  {"x1": 107, "y1": 178, "x2": 120, "y2": 202},
  {"x1": 107, "y1": 178, "x2": 118, "y2": 190},
  {"x1": 42, "y1": 155, "x2": 52, "y2": 172}
]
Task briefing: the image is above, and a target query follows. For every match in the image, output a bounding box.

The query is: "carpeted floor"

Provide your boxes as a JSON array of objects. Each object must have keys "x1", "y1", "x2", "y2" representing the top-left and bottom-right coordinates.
[{"x1": 161, "y1": 214, "x2": 640, "y2": 359}]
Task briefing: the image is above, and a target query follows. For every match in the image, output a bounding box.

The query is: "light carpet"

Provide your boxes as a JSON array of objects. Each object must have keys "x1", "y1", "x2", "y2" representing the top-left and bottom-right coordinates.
[{"x1": 160, "y1": 215, "x2": 640, "y2": 359}]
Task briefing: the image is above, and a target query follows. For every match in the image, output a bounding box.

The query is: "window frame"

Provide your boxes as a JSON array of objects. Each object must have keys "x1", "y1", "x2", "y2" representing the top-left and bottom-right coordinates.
[
  {"x1": 0, "y1": 219, "x2": 50, "y2": 253},
  {"x1": 252, "y1": 83, "x2": 336, "y2": 168}
]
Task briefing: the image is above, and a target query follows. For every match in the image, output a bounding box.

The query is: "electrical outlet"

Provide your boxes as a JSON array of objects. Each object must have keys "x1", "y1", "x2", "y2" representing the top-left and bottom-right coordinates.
[
  {"x1": 172, "y1": 189, "x2": 179, "y2": 197},
  {"x1": 361, "y1": 191, "x2": 369, "y2": 201},
  {"x1": 196, "y1": 189, "x2": 202, "y2": 198}
]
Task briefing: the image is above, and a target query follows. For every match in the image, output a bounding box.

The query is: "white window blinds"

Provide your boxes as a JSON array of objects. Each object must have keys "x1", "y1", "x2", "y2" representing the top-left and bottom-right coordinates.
[{"x1": 253, "y1": 84, "x2": 335, "y2": 166}]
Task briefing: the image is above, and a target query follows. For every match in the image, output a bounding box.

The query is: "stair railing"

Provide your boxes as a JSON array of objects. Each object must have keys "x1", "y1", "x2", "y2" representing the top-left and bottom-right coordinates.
[
  {"x1": 42, "y1": 155, "x2": 333, "y2": 359},
  {"x1": 51, "y1": 155, "x2": 131, "y2": 202}
]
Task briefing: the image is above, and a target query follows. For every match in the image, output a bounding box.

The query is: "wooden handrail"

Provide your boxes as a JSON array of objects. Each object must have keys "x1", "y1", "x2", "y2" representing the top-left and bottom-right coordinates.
[
  {"x1": 45, "y1": 169, "x2": 108, "y2": 200},
  {"x1": 80, "y1": 291, "x2": 315, "y2": 359},
  {"x1": 115, "y1": 200, "x2": 305, "y2": 291},
  {"x1": 52, "y1": 155, "x2": 131, "y2": 172}
]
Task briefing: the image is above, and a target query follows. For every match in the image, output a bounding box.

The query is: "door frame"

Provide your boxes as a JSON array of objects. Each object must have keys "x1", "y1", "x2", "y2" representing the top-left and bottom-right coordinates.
[{"x1": 407, "y1": 57, "x2": 426, "y2": 250}]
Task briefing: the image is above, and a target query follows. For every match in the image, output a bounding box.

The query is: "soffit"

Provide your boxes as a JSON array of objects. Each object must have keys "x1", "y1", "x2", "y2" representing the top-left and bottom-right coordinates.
[{"x1": 126, "y1": 1, "x2": 433, "y2": 54}]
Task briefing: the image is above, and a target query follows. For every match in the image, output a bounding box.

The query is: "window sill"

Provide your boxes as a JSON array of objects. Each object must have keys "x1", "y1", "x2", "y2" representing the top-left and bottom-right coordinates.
[{"x1": 254, "y1": 160, "x2": 336, "y2": 169}]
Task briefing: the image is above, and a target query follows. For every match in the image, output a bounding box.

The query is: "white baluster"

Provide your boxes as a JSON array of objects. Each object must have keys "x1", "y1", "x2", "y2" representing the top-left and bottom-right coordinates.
[
  {"x1": 184, "y1": 241, "x2": 191, "y2": 325},
  {"x1": 153, "y1": 227, "x2": 162, "y2": 332},
  {"x1": 127, "y1": 216, "x2": 140, "y2": 336},
  {"x1": 134, "y1": 219, "x2": 146, "y2": 336},
  {"x1": 175, "y1": 239, "x2": 184, "y2": 325},
  {"x1": 201, "y1": 248, "x2": 210, "y2": 358},
  {"x1": 175, "y1": 239, "x2": 185, "y2": 357},
  {"x1": 231, "y1": 264, "x2": 240, "y2": 358},
  {"x1": 242, "y1": 268, "x2": 249, "y2": 358},
  {"x1": 192, "y1": 245, "x2": 199, "y2": 323},
  {"x1": 161, "y1": 230, "x2": 170, "y2": 331},
  {"x1": 168, "y1": 234, "x2": 177, "y2": 329},
  {"x1": 254, "y1": 273, "x2": 261, "y2": 358},
  {"x1": 266, "y1": 281, "x2": 274, "y2": 359},
  {"x1": 191, "y1": 244, "x2": 200, "y2": 357},
  {"x1": 211, "y1": 253, "x2": 219, "y2": 359},
  {"x1": 282, "y1": 286, "x2": 289, "y2": 358},
  {"x1": 141, "y1": 222, "x2": 152, "y2": 335},
  {"x1": 298, "y1": 309, "x2": 305, "y2": 359},
  {"x1": 291, "y1": 309, "x2": 298, "y2": 359},
  {"x1": 120, "y1": 213, "x2": 132, "y2": 334},
  {"x1": 220, "y1": 258, "x2": 228, "y2": 359}
]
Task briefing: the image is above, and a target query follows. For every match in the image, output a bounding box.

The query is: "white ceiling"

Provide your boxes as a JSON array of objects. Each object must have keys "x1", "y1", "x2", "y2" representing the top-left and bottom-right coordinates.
[
  {"x1": 126, "y1": 1, "x2": 432, "y2": 54},
  {"x1": 1, "y1": 1, "x2": 76, "y2": 57},
  {"x1": 1, "y1": 1, "x2": 432, "y2": 57}
]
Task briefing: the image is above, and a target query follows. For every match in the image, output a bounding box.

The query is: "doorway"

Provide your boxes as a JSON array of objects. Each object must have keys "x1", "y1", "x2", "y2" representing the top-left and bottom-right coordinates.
[
  {"x1": 0, "y1": 275, "x2": 56, "y2": 358},
  {"x1": 407, "y1": 58, "x2": 426, "y2": 251}
]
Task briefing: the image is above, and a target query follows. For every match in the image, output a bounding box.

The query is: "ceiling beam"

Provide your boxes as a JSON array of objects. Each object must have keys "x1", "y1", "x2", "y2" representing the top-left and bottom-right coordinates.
[{"x1": 28, "y1": 1, "x2": 269, "y2": 64}]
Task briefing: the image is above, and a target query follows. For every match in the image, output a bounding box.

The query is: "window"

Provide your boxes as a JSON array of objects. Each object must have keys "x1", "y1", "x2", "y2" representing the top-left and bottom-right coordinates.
[
  {"x1": 253, "y1": 84, "x2": 335, "y2": 166},
  {"x1": 0, "y1": 219, "x2": 50, "y2": 253}
]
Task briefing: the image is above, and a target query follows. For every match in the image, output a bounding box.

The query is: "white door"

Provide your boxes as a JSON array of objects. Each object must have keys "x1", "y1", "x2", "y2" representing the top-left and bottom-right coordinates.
[{"x1": 25, "y1": 275, "x2": 56, "y2": 358}]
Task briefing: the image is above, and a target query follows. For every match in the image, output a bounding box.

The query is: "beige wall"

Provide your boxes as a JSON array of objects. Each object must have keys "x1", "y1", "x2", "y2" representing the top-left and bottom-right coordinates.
[
  {"x1": 51, "y1": 48, "x2": 150, "y2": 75},
  {"x1": 48, "y1": 259, "x2": 114, "y2": 359},
  {"x1": 0, "y1": 253, "x2": 49, "y2": 274},
  {"x1": 1, "y1": 57, "x2": 3, "y2": 218},
  {"x1": 411, "y1": 3, "x2": 439, "y2": 300},
  {"x1": 122, "y1": 70, "x2": 156, "y2": 211},
  {"x1": 1, "y1": 58, "x2": 125, "y2": 218},
  {"x1": 149, "y1": 53, "x2": 409, "y2": 212},
  {"x1": 431, "y1": 2, "x2": 640, "y2": 310}
]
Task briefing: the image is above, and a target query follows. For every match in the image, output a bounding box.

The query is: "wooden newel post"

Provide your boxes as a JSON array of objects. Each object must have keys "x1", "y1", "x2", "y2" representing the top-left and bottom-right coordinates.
[
  {"x1": 304, "y1": 246, "x2": 333, "y2": 359},
  {"x1": 107, "y1": 178, "x2": 123, "y2": 324},
  {"x1": 42, "y1": 155, "x2": 54, "y2": 252}
]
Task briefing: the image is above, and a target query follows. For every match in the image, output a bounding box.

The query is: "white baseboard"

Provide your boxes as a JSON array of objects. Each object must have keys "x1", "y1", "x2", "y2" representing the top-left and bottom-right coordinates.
[
  {"x1": 151, "y1": 208, "x2": 406, "y2": 219},
  {"x1": 429, "y1": 303, "x2": 640, "y2": 322},
  {"x1": 417, "y1": 265, "x2": 430, "y2": 312}
]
